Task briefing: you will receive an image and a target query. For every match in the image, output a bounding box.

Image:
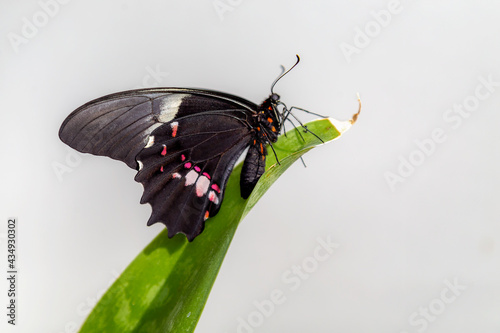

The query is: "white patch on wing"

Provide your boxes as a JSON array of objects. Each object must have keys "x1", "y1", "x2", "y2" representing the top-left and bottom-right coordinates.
[
  {"x1": 172, "y1": 172, "x2": 181, "y2": 179},
  {"x1": 196, "y1": 176, "x2": 211, "y2": 197},
  {"x1": 145, "y1": 136, "x2": 155, "y2": 148},
  {"x1": 158, "y1": 94, "x2": 189, "y2": 122},
  {"x1": 137, "y1": 160, "x2": 143, "y2": 171},
  {"x1": 184, "y1": 170, "x2": 198, "y2": 186},
  {"x1": 208, "y1": 190, "x2": 219, "y2": 204}
]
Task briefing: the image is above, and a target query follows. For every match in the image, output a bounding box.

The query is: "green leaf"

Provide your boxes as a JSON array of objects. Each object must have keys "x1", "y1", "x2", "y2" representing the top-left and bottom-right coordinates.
[{"x1": 79, "y1": 117, "x2": 354, "y2": 333}]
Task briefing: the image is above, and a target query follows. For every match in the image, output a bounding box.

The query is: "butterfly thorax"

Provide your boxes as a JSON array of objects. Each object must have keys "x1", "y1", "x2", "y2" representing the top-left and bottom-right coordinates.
[{"x1": 255, "y1": 95, "x2": 282, "y2": 143}]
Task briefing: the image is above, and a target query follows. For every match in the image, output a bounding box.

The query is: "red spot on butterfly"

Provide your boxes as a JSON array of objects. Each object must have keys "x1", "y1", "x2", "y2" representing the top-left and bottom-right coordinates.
[
  {"x1": 194, "y1": 166, "x2": 201, "y2": 172},
  {"x1": 211, "y1": 183, "x2": 221, "y2": 193},
  {"x1": 203, "y1": 172, "x2": 211, "y2": 179},
  {"x1": 161, "y1": 145, "x2": 167, "y2": 156},
  {"x1": 171, "y1": 122, "x2": 179, "y2": 137},
  {"x1": 160, "y1": 166, "x2": 164, "y2": 172},
  {"x1": 181, "y1": 154, "x2": 186, "y2": 161},
  {"x1": 204, "y1": 211, "x2": 209, "y2": 220},
  {"x1": 184, "y1": 162, "x2": 192, "y2": 168}
]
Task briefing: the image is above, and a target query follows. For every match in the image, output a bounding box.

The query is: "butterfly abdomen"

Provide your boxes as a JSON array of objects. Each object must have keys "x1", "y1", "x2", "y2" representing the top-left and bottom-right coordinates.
[{"x1": 239, "y1": 96, "x2": 283, "y2": 199}]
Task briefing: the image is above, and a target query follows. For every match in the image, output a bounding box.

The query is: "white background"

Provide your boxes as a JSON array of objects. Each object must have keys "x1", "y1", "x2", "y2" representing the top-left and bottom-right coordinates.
[{"x1": 1, "y1": 0, "x2": 500, "y2": 332}]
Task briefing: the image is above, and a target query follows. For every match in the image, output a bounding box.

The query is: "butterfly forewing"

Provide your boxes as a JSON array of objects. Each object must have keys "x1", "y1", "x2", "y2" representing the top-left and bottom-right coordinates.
[{"x1": 58, "y1": 89, "x2": 257, "y2": 169}]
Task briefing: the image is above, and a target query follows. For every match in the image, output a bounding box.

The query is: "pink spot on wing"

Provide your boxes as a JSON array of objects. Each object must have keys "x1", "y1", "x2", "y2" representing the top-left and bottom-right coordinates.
[
  {"x1": 160, "y1": 166, "x2": 164, "y2": 172},
  {"x1": 184, "y1": 162, "x2": 192, "y2": 169},
  {"x1": 161, "y1": 145, "x2": 167, "y2": 156},
  {"x1": 208, "y1": 191, "x2": 219, "y2": 204},
  {"x1": 171, "y1": 122, "x2": 179, "y2": 137},
  {"x1": 211, "y1": 184, "x2": 221, "y2": 193},
  {"x1": 196, "y1": 176, "x2": 210, "y2": 197},
  {"x1": 172, "y1": 172, "x2": 181, "y2": 179},
  {"x1": 202, "y1": 172, "x2": 211, "y2": 179},
  {"x1": 204, "y1": 211, "x2": 209, "y2": 220},
  {"x1": 181, "y1": 154, "x2": 186, "y2": 161},
  {"x1": 194, "y1": 166, "x2": 201, "y2": 172}
]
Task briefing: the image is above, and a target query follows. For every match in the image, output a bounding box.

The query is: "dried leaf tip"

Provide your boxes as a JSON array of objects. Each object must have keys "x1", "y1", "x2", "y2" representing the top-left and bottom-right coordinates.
[
  {"x1": 328, "y1": 93, "x2": 362, "y2": 135},
  {"x1": 350, "y1": 93, "x2": 361, "y2": 125}
]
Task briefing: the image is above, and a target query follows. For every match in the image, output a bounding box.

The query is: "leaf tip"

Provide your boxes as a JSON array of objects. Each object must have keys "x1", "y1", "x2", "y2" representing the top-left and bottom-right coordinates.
[
  {"x1": 327, "y1": 117, "x2": 356, "y2": 137},
  {"x1": 327, "y1": 93, "x2": 361, "y2": 136}
]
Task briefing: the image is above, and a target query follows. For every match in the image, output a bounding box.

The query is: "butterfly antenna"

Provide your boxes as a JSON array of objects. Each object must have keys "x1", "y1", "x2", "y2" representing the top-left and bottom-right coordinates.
[{"x1": 271, "y1": 55, "x2": 301, "y2": 94}]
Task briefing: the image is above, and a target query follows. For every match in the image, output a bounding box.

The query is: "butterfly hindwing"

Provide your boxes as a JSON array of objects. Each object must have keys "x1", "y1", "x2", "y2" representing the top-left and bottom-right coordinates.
[{"x1": 134, "y1": 112, "x2": 254, "y2": 240}]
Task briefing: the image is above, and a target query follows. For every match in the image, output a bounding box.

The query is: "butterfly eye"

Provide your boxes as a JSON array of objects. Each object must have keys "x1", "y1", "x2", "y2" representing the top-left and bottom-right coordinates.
[{"x1": 271, "y1": 93, "x2": 280, "y2": 102}]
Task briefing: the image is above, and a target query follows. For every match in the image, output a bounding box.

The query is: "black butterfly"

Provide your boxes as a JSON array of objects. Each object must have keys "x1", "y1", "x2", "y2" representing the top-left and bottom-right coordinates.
[{"x1": 59, "y1": 56, "x2": 317, "y2": 241}]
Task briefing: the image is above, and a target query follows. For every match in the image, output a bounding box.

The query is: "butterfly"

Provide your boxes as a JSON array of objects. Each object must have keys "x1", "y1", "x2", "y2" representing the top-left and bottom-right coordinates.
[{"x1": 59, "y1": 56, "x2": 322, "y2": 241}]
